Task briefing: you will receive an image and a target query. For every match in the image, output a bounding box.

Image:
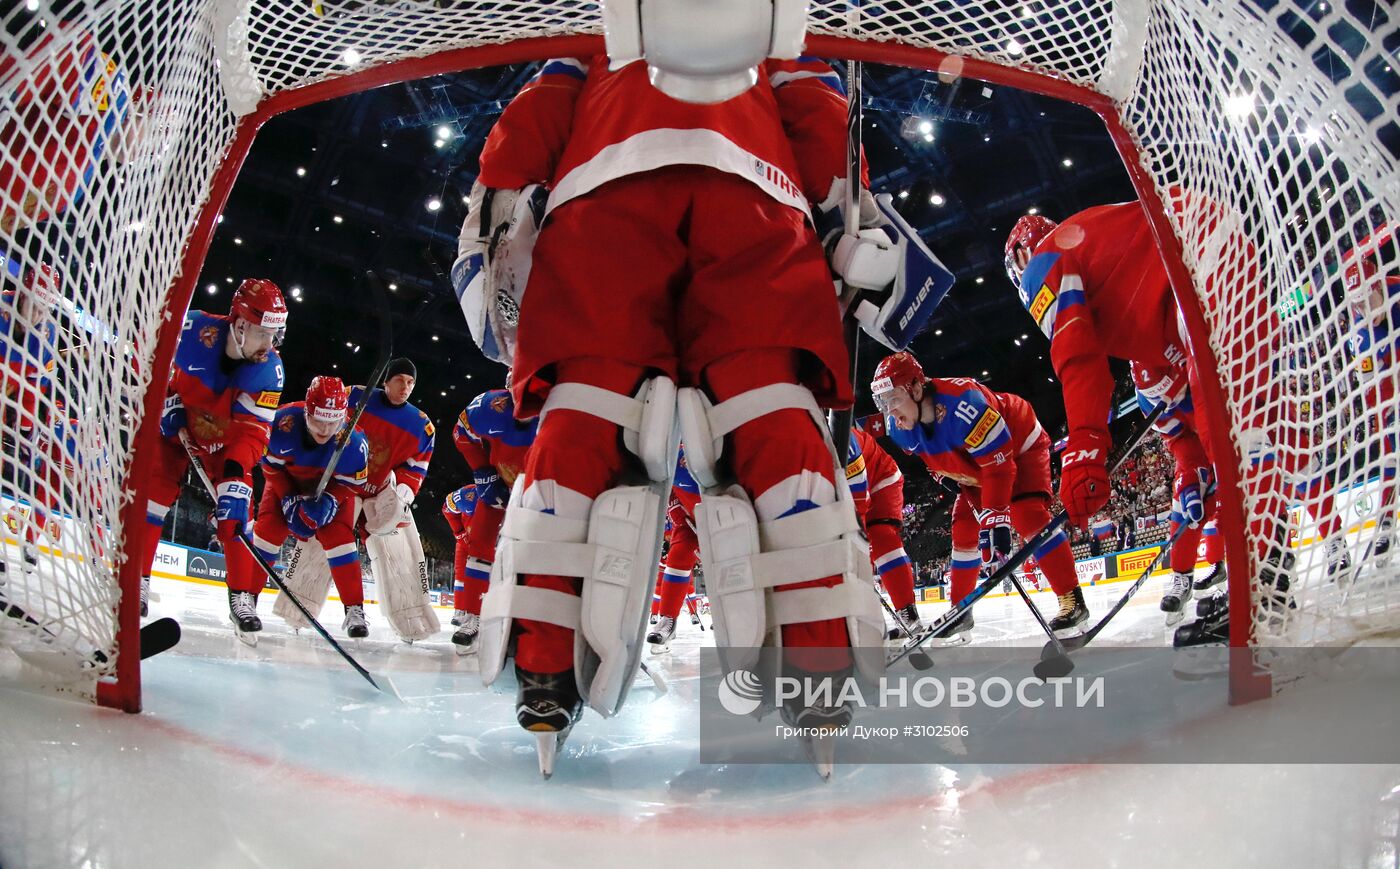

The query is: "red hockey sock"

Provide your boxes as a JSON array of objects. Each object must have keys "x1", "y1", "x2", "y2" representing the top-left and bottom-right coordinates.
[{"x1": 658, "y1": 573, "x2": 692, "y2": 619}]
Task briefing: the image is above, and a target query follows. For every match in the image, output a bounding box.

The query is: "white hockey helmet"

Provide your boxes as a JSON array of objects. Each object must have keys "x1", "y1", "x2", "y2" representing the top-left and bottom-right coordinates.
[{"x1": 602, "y1": 0, "x2": 809, "y2": 104}]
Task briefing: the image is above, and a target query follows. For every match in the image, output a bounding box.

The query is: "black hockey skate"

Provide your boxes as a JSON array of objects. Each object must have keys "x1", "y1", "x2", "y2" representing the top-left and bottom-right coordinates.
[
  {"x1": 228, "y1": 590, "x2": 262, "y2": 646},
  {"x1": 343, "y1": 604, "x2": 369, "y2": 639},
  {"x1": 1193, "y1": 561, "x2": 1226, "y2": 592},
  {"x1": 780, "y1": 681, "x2": 854, "y2": 782},
  {"x1": 890, "y1": 602, "x2": 924, "y2": 639},
  {"x1": 1367, "y1": 516, "x2": 1395, "y2": 566},
  {"x1": 451, "y1": 613, "x2": 479, "y2": 656},
  {"x1": 140, "y1": 576, "x2": 150, "y2": 618},
  {"x1": 1048, "y1": 587, "x2": 1089, "y2": 637},
  {"x1": 927, "y1": 607, "x2": 974, "y2": 647},
  {"x1": 1160, "y1": 571, "x2": 1193, "y2": 626},
  {"x1": 450, "y1": 609, "x2": 465, "y2": 627},
  {"x1": 646, "y1": 615, "x2": 676, "y2": 655},
  {"x1": 515, "y1": 665, "x2": 584, "y2": 779}
]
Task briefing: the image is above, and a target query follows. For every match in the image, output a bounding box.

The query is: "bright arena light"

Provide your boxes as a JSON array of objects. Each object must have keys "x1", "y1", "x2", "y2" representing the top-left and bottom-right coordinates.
[
  {"x1": 916, "y1": 119, "x2": 933, "y2": 135},
  {"x1": 436, "y1": 125, "x2": 452, "y2": 140},
  {"x1": 930, "y1": 193, "x2": 946, "y2": 206},
  {"x1": 1225, "y1": 93, "x2": 1254, "y2": 117},
  {"x1": 1005, "y1": 38, "x2": 1025, "y2": 55},
  {"x1": 426, "y1": 198, "x2": 442, "y2": 212},
  {"x1": 341, "y1": 48, "x2": 362, "y2": 67}
]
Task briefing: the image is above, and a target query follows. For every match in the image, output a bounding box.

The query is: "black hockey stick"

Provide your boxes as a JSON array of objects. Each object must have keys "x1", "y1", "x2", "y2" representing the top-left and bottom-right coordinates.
[
  {"x1": 827, "y1": 59, "x2": 864, "y2": 455},
  {"x1": 179, "y1": 431, "x2": 390, "y2": 695},
  {"x1": 871, "y1": 582, "x2": 934, "y2": 668},
  {"x1": 1049, "y1": 481, "x2": 1218, "y2": 657},
  {"x1": 1, "y1": 590, "x2": 178, "y2": 664},
  {"x1": 312, "y1": 270, "x2": 395, "y2": 500},
  {"x1": 889, "y1": 395, "x2": 1173, "y2": 675}
]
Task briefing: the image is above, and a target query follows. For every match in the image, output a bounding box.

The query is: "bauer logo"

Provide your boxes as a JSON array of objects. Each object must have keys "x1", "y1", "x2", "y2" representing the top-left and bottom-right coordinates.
[{"x1": 717, "y1": 669, "x2": 764, "y2": 716}]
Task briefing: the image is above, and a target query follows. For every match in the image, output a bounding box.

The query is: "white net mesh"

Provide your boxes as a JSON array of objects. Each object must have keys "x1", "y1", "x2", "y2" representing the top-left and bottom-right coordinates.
[{"x1": 0, "y1": 0, "x2": 1395, "y2": 702}]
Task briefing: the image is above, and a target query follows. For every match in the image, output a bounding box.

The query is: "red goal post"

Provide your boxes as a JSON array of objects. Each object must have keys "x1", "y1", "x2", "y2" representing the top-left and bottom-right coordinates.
[{"x1": 1, "y1": 0, "x2": 1395, "y2": 711}]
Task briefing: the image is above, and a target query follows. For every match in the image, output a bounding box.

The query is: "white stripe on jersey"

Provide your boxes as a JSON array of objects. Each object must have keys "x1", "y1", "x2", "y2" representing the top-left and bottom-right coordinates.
[{"x1": 235, "y1": 392, "x2": 276, "y2": 422}]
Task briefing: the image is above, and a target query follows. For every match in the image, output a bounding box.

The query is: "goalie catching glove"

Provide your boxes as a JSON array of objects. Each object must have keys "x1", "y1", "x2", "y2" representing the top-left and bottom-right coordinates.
[
  {"x1": 452, "y1": 183, "x2": 549, "y2": 365},
  {"x1": 815, "y1": 178, "x2": 955, "y2": 352}
]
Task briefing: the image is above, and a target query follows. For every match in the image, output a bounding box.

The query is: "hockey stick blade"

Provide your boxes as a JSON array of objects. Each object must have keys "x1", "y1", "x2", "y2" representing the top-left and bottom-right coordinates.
[
  {"x1": 890, "y1": 395, "x2": 1176, "y2": 668},
  {"x1": 139, "y1": 617, "x2": 181, "y2": 659},
  {"x1": 1043, "y1": 481, "x2": 1220, "y2": 659},
  {"x1": 178, "y1": 432, "x2": 392, "y2": 696}
]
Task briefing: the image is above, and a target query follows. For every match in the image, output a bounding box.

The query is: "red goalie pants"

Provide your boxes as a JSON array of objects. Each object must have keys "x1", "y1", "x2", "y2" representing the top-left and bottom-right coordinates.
[{"x1": 513, "y1": 351, "x2": 852, "y2": 676}]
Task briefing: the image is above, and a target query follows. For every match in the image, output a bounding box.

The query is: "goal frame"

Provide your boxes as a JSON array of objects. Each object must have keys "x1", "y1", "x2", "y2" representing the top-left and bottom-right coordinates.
[{"x1": 106, "y1": 31, "x2": 1265, "y2": 712}]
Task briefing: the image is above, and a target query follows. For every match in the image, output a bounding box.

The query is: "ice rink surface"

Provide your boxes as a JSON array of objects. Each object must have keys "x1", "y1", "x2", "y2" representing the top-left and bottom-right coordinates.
[{"x1": 3, "y1": 568, "x2": 1399, "y2": 868}]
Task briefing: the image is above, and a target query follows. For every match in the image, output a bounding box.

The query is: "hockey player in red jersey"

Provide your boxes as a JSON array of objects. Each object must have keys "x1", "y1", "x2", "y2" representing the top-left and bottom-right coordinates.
[
  {"x1": 450, "y1": 387, "x2": 537, "y2": 654},
  {"x1": 1, "y1": 265, "x2": 62, "y2": 573},
  {"x1": 345, "y1": 358, "x2": 437, "y2": 643},
  {"x1": 873, "y1": 351, "x2": 1088, "y2": 641},
  {"x1": 1005, "y1": 201, "x2": 1290, "y2": 647},
  {"x1": 226, "y1": 377, "x2": 370, "y2": 644},
  {"x1": 846, "y1": 424, "x2": 920, "y2": 637},
  {"x1": 646, "y1": 447, "x2": 702, "y2": 654},
  {"x1": 1, "y1": 27, "x2": 140, "y2": 235},
  {"x1": 457, "y1": 41, "x2": 888, "y2": 760},
  {"x1": 144, "y1": 279, "x2": 286, "y2": 623},
  {"x1": 442, "y1": 483, "x2": 478, "y2": 625},
  {"x1": 1131, "y1": 361, "x2": 1225, "y2": 624}
]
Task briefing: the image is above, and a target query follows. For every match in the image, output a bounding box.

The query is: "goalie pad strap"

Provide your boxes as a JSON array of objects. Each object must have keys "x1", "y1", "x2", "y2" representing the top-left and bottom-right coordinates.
[
  {"x1": 541, "y1": 382, "x2": 643, "y2": 432},
  {"x1": 509, "y1": 541, "x2": 596, "y2": 578},
  {"x1": 751, "y1": 539, "x2": 858, "y2": 589},
  {"x1": 480, "y1": 583, "x2": 581, "y2": 631},
  {"x1": 760, "y1": 500, "x2": 858, "y2": 551},
  {"x1": 770, "y1": 581, "x2": 869, "y2": 626},
  {"x1": 501, "y1": 507, "x2": 588, "y2": 545},
  {"x1": 707, "y1": 382, "x2": 820, "y2": 440}
]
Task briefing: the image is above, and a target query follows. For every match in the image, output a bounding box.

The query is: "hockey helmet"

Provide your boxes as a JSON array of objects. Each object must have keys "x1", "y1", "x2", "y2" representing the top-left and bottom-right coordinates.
[
  {"x1": 602, "y1": 0, "x2": 808, "y2": 104},
  {"x1": 230, "y1": 278, "x2": 288, "y2": 344},
  {"x1": 871, "y1": 351, "x2": 926, "y2": 415},
  {"x1": 23, "y1": 264, "x2": 62, "y2": 311},
  {"x1": 305, "y1": 375, "x2": 349, "y2": 441},
  {"x1": 1004, "y1": 215, "x2": 1058, "y2": 290}
]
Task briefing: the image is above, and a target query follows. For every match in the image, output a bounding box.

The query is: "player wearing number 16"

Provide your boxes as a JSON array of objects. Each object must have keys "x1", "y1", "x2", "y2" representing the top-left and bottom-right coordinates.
[{"x1": 872, "y1": 351, "x2": 1088, "y2": 640}]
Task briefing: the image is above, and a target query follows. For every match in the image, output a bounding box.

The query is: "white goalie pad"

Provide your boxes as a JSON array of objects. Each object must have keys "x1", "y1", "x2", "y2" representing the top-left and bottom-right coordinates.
[
  {"x1": 695, "y1": 487, "x2": 885, "y2": 680},
  {"x1": 361, "y1": 480, "x2": 406, "y2": 536},
  {"x1": 366, "y1": 512, "x2": 439, "y2": 643},
  {"x1": 677, "y1": 382, "x2": 829, "y2": 489},
  {"x1": 478, "y1": 376, "x2": 679, "y2": 718},
  {"x1": 679, "y1": 382, "x2": 885, "y2": 680},
  {"x1": 272, "y1": 536, "x2": 333, "y2": 629}
]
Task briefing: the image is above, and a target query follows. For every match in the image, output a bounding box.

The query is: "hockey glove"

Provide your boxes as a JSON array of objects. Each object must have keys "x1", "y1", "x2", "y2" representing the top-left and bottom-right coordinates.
[
  {"x1": 1059, "y1": 428, "x2": 1113, "y2": 529},
  {"x1": 1175, "y1": 465, "x2": 1214, "y2": 527},
  {"x1": 394, "y1": 482, "x2": 415, "y2": 508},
  {"x1": 283, "y1": 492, "x2": 338, "y2": 540},
  {"x1": 214, "y1": 478, "x2": 253, "y2": 546},
  {"x1": 473, "y1": 468, "x2": 510, "y2": 510},
  {"x1": 816, "y1": 179, "x2": 898, "y2": 292},
  {"x1": 159, "y1": 393, "x2": 187, "y2": 439},
  {"x1": 453, "y1": 183, "x2": 548, "y2": 364}
]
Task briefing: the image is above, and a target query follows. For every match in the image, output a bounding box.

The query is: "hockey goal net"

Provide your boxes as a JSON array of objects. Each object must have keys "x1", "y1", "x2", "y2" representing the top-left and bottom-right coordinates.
[{"x1": 0, "y1": 0, "x2": 1395, "y2": 710}]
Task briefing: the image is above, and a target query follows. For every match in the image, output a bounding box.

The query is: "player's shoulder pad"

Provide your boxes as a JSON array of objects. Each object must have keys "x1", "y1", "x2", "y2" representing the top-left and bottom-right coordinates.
[
  {"x1": 1018, "y1": 251, "x2": 1061, "y2": 314},
  {"x1": 340, "y1": 430, "x2": 371, "y2": 474},
  {"x1": 466, "y1": 388, "x2": 514, "y2": 432},
  {"x1": 232, "y1": 346, "x2": 285, "y2": 393}
]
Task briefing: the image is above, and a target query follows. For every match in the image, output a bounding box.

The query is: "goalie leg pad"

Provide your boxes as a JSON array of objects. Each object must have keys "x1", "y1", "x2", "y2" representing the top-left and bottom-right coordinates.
[
  {"x1": 272, "y1": 536, "x2": 333, "y2": 629},
  {"x1": 366, "y1": 512, "x2": 439, "y2": 642},
  {"x1": 479, "y1": 374, "x2": 679, "y2": 719},
  {"x1": 680, "y1": 378, "x2": 884, "y2": 680},
  {"x1": 695, "y1": 487, "x2": 884, "y2": 679}
]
